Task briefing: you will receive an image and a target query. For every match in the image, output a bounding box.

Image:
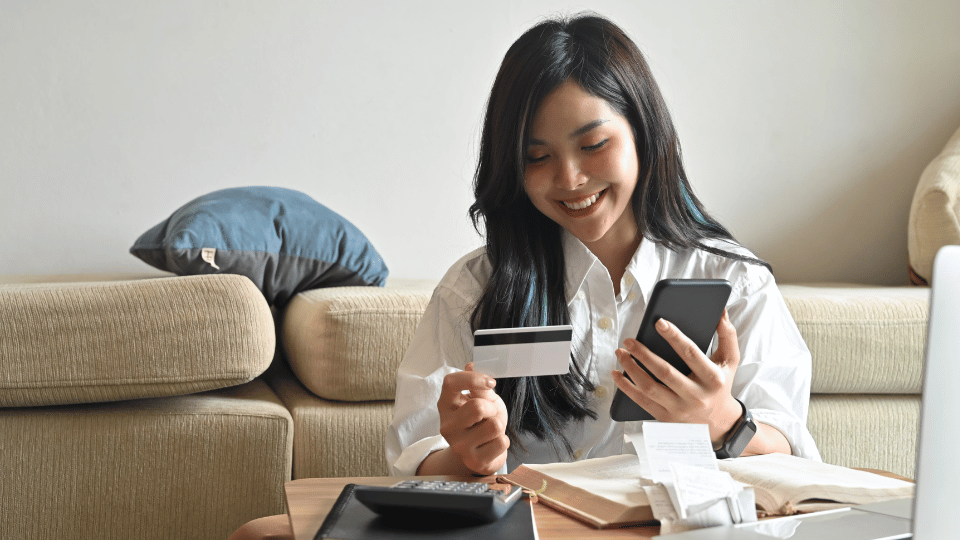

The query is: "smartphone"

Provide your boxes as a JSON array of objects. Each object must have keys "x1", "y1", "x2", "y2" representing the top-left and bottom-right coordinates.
[{"x1": 609, "y1": 278, "x2": 732, "y2": 422}]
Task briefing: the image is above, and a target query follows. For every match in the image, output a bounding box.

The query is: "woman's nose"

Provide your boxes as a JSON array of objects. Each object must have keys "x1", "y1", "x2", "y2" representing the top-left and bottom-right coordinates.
[{"x1": 556, "y1": 156, "x2": 587, "y2": 189}]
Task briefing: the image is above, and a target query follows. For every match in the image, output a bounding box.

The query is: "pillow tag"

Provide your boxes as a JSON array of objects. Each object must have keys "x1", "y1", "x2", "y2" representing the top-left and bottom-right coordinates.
[{"x1": 201, "y1": 248, "x2": 220, "y2": 270}]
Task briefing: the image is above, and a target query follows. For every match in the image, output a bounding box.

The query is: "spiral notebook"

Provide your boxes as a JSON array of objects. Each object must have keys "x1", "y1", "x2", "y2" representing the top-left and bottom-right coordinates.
[{"x1": 313, "y1": 483, "x2": 537, "y2": 540}]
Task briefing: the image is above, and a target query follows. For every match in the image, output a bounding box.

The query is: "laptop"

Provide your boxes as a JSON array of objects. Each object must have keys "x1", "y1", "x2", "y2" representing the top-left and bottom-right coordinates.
[{"x1": 658, "y1": 244, "x2": 960, "y2": 540}]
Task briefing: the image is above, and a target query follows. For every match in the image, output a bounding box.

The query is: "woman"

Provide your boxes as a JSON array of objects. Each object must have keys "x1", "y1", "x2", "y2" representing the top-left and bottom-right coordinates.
[
  {"x1": 386, "y1": 13, "x2": 820, "y2": 477},
  {"x1": 230, "y1": 12, "x2": 819, "y2": 540}
]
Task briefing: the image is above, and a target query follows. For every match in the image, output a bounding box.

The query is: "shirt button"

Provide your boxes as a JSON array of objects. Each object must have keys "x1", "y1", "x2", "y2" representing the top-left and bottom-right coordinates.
[
  {"x1": 573, "y1": 449, "x2": 583, "y2": 460},
  {"x1": 594, "y1": 386, "x2": 608, "y2": 399},
  {"x1": 624, "y1": 275, "x2": 634, "y2": 286},
  {"x1": 598, "y1": 317, "x2": 612, "y2": 330},
  {"x1": 577, "y1": 291, "x2": 586, "y2": 301},
  {"x1": 627, "y1": 291, "x2": 637, "y2": 301}
]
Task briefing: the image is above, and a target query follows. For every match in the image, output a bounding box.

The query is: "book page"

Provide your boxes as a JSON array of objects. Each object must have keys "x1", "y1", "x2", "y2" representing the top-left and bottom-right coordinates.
[{"x1": 717, "y1": 453, "x2": 915, "y2": 513}]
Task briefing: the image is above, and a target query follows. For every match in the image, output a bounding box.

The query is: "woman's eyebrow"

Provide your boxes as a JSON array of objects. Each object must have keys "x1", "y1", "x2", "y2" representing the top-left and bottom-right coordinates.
[
  {"x1": 528, "y1": 119, "x2": 609, "y2": 145},
  {"x1": 569, "y1": 119, "x2": 609, "y2": 138}
]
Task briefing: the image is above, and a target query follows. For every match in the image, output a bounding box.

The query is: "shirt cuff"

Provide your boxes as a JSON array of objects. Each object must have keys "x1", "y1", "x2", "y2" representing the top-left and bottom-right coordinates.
[
  {"x1": 750, "y1": 408, "x2": 823, "y2": 461},
  {"x1": 391, "y1": 435, "x2": 450, "y2": 476}
]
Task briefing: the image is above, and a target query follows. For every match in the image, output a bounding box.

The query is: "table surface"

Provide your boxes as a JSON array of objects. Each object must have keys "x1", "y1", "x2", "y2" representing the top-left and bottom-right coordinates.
[
  {"x1": 284, "y1": 469, "x2": 912, "y2": 540},
  {"x1": 285, "y1": 475, "x2": 662, "y2": 539}
]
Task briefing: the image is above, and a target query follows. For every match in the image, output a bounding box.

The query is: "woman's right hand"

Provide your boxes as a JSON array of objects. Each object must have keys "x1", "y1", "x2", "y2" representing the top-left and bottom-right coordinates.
[{"x1": 433, "y1": 362, "x2": 510, "y2": 475}]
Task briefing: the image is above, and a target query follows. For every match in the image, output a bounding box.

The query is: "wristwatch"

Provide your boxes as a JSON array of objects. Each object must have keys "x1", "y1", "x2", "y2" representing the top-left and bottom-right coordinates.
[{"x1": 714, "y1": 398, "x2": 757, "y2": 459}]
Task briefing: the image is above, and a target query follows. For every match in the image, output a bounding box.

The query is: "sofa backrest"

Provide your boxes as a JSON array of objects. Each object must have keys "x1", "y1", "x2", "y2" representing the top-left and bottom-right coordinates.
[{"x1": 281, "y1": 281, "x2": 929, "y2": 401}]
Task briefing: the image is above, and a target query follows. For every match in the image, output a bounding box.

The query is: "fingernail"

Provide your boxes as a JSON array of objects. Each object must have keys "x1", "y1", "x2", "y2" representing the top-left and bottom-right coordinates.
[
  {"x1": 656, "y1": 318, "x2": 669, "y2": 331},
  {"x1": 486, "y1": 378, "x2": 495, "y2": 388}
]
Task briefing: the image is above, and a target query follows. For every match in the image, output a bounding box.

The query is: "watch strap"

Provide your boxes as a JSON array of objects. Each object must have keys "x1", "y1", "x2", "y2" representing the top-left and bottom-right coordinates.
[{"x1": 715, "y1": 398, "x2": 757, "y2": 459}]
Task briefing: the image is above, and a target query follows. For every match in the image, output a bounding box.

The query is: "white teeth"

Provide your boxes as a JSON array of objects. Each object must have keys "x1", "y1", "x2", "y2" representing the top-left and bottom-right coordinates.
[{"x1": 562, "y1": 192, "x2": 601, "y2": 210}]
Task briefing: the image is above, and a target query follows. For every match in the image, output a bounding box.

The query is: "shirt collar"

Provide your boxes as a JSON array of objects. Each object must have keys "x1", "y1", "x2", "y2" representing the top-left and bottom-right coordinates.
[
  {"x1": 562, "y1": 230, "x2": 599, "y2": 306},
  {"x1": 561, "y1": 230, "x2": 663, "y2": 305},
  {"x1": 628, "y1": 236, "x2": 661, "y2": 302}
]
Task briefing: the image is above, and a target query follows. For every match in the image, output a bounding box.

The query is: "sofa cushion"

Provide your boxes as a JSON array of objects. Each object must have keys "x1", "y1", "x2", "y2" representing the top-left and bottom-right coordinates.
[
  {"x1": 807, "y1": 394, "x2": 920, "y2": 479},
  {"x1": 265, "y1": 363, "x2": 392, "y2": 478},
  {"x1": 0, "y1": 274, "x2": 275, "y2": 407},
  {"x1": 130, "y1": 186, "x2": 389, "y2": 306},
  {"x1": 908, "y1": 124, "x2": 960, "y2": 284},
  {"x1": 0, "y1": 379, "x2": 293, "y2": 540},
  {"x1": 281, "y1": 279, "x2": 435, "y2": 401},
  {"x1": 781, "y1": 285, "x2": 928, "y2": 394}
]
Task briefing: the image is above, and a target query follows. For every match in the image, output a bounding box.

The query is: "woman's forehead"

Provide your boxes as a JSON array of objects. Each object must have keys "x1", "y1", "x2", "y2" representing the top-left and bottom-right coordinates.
[{"x1": 528, "y1": 81, "x2": 624, "y2": 141}]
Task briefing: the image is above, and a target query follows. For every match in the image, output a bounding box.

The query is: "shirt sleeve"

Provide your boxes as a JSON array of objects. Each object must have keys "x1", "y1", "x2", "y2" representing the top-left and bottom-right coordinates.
[
  {"x1": 726, "y1": 266, "x2": 823, "y2": 461},
  {"x1": 385, "y1": 283, "x2": 475, "y2": 476}
]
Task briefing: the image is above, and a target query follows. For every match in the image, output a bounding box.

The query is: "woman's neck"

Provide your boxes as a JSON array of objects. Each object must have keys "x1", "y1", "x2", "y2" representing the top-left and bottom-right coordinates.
[{"x1": 582, "y1": 229, "x2": 642, "y2": 296}]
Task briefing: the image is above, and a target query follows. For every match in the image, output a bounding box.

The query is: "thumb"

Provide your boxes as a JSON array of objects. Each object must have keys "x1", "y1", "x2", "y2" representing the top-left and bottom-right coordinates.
[
  {"x1": 464, "y1": 362, "x2": 474, "y2": 372},
  {"x1": 714, "y1": 311, "x2": 741, "y2": 370}
]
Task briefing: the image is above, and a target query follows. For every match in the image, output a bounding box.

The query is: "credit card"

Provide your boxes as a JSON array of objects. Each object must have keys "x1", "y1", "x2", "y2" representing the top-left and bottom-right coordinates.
[{"x1": 472, "y1": 325, "x2": 573, "y2": 378}]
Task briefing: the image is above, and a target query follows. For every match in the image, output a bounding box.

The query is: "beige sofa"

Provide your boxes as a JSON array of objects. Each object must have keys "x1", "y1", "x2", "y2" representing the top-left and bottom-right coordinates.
[{"x1": 0, "y1": 274, "x2": 928, "y2": 539}]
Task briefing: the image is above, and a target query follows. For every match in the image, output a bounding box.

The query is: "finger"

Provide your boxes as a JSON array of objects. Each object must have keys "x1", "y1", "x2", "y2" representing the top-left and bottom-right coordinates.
[
  {"x1": 711, "y1": 311, "x2": 741, "y2": 370},
  {"x1": 462, "y1": 432, "x2": 510, "y2": 475},
  {"x1": 438, "y1": 369, "x2": 495, "y2": 412},
  {"x1": 613, "y1": 348, "x2": 675, "y2": 416},
  {"x1": 440, "y1": 396, "x2": 501, "y2": 448},
  {"x1": 611, "y1": 355, "x2": 670, "y2": 419},
  {"x1": 463, "y1": 361, "x2": 500, "y2": 401},
  {"x1": 452, "y1": 396, "x2": 502, "y2": 430},
  {"x1": 653, "y1": 318, "x2": 726, "y2": 391},
  {"x1": 443, "y1": 398, "x2": 507, "y2": 459},
  {"x1": 620, "y1": 336, "x2": 697, "y2": 401}
]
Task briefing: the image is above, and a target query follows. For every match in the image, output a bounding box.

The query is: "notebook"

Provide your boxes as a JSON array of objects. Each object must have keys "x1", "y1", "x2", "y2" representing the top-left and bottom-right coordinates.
[
  {"x1": 655, "y1": 244, "x2": 960, "y2": 540},
  {"x1": 312, "y1": 483, "x2": 537, "y2": 540}
]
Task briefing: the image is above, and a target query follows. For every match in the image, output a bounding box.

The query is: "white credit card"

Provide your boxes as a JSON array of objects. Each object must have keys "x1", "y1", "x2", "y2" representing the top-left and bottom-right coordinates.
[{"x1": 472, "y1": 325, "x2": 572, "y2": 378}]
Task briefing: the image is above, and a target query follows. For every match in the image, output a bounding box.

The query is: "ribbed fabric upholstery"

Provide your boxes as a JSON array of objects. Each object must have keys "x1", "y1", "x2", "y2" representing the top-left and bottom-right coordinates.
[
  {"x1": 808, "y1": 394, "x2": 920, "y2": 479},
  {"x1": 282, "y1": 280, "x2": 435, "y2": 401},
  {"x1": 265, "y1": 362, "x2": 393, "y2": 478},
  {"x1": 282, "y1": 282, "x2": 928, "y2": 399},
  {"x1": 0, "y1": 379, "x2": 293, "y2": 540},
  {"x1": 781, "y1": 285, "x2": 929, "y2": 394},
  {"x1": 0, "y1": 274, "x2": 275, "y2": 407}
]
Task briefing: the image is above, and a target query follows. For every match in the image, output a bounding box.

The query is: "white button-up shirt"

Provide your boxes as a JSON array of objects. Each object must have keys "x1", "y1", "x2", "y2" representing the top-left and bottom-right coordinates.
[{"x1": 386, "y1": 232, "x2": 821, "y2": 476}]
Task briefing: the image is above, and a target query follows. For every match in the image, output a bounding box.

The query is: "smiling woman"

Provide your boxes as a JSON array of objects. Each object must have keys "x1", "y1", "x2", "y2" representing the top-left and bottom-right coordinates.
[
  {"x1": 231, "y1": 11, "x2": 821, "y2": 540},
  {"x1": 387, "y1": 12, "x2": 819, "y2": 483},
  {"x1": 522, "y1": 80, "x2": 641, "y2": 284}
]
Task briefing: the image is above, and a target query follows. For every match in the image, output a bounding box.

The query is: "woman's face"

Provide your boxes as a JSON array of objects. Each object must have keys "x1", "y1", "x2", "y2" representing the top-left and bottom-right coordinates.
[{"x1": 524, "y1": 80, "x2": 640, "y2": 250}]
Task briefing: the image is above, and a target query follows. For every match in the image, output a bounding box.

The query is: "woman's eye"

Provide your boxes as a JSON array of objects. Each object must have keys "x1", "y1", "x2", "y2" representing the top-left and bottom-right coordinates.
[
  {"x1": 582, "y1": 139, "x2": 609, "y2": 151},
  {"x1": 526, "y1": 154, "x2": 549, "y2": 164}
]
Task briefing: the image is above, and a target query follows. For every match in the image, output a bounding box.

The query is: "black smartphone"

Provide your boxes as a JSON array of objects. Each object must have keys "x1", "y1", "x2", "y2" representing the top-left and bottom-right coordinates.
[{"x1": 609, "y1": 278, "x2": 732, "y2": 422}]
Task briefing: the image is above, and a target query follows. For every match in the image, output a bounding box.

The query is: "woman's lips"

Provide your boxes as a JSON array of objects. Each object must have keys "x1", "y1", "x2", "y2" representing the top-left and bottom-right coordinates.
[{"x1": 559, "y1": 189, "x2": 607, "y2": 217}]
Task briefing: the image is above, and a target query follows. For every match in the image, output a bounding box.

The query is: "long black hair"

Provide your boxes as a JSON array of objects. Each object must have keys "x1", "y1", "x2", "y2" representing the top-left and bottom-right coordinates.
[{"x1": 468, "y1": 13, "x2": 766, "y2": 458}]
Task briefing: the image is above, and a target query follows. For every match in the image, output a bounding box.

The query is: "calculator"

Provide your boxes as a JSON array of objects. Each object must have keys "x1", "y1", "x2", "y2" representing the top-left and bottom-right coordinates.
[{"x1": 353, "y1": 480, "x2": 524, "y2": 523}]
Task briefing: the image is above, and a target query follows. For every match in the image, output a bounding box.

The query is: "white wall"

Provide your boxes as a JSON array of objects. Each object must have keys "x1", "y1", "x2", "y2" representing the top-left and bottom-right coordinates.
[{"x1": 2, "y1": 0, "x2": 958, "y2": 284}]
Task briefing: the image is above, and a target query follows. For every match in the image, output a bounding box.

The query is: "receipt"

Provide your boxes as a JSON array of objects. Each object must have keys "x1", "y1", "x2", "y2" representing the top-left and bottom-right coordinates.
[{"x1": 639, "y1": 422, "x2": 757, "y2": 530}]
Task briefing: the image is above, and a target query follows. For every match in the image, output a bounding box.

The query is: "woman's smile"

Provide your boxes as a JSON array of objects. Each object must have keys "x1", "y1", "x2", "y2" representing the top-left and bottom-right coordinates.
[{"x1": 558, "y1": 188, "x2": 607, "y2": 216}]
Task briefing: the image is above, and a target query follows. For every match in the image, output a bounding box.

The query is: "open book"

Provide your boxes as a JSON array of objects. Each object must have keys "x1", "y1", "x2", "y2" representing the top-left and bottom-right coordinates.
[
  {"x1": 716, "y1": 453, "x2": 915, "y2": 516},
  {"x1": 499, "y1": 455, "x2": 654, "y2": 528},
  {"x1": 498, "y1": 453, "x2": 914, "y2": 529}
]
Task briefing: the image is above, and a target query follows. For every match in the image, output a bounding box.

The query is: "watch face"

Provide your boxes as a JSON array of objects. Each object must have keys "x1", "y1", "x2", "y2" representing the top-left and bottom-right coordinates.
[
  {"x1": 719, "y1": 403, "x2": 756, "y2": 459},
  {"x1": 728, "y1": 422, "x2": 758, "y2": 458}
]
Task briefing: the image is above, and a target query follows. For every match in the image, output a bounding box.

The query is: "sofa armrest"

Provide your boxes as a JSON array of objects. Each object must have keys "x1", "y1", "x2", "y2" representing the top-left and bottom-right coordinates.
[
  {"x1": 781, "y1": 284, "x2": 929, "y2": 394},
  {"x1": 0, "y1": 274, "x2": 275, "y2": 407}
]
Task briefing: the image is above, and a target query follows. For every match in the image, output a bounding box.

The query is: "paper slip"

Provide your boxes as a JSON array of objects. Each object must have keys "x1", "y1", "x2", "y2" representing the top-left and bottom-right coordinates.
[
  {"x1": 642, "y1": 422, "x2": 717, "y2": 483},
  {"x1": 639, "y1": 422, "x2": 756, "y2": 530}
]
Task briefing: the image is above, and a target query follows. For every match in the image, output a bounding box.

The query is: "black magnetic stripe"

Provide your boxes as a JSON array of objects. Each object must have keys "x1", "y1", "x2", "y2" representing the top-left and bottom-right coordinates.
[{"x1": 474, "y1": 329, "x2": 572, "y2": 347}]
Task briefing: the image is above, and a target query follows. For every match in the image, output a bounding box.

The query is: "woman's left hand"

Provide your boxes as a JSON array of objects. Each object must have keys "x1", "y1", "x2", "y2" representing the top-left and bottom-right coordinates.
[{"x1": 612, "y1": 310, "x2": 743, "y2": 446}]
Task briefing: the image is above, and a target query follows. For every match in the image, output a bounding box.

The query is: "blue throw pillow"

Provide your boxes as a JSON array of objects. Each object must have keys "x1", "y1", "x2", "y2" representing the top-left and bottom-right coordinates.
[{"x1": 131, "y1": 187, "x2": 388, "y2": 306}]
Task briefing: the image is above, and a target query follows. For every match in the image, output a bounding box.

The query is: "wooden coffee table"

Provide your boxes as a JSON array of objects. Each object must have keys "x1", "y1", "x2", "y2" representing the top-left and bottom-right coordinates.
[
  {"x1": 285, "y1": 475, "x2": 662, "y2": 539},
  {"x1": 284, "y1": 469, "x2": 912, "y2": 539}
]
